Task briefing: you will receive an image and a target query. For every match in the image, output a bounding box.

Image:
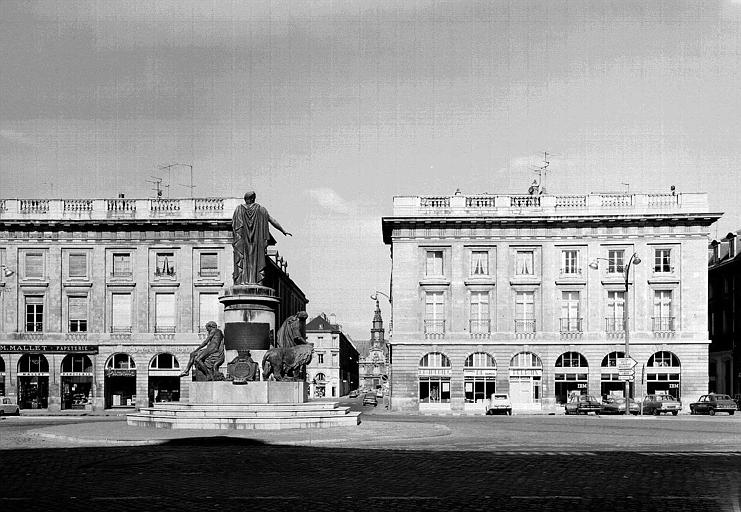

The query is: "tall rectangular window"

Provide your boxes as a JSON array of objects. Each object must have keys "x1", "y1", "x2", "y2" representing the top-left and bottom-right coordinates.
[
  {"x1": 332, "y1": 353, "x2": 338, "y2": 367},
  {"x1": 653, "y1": 290, "x2": 674, "y2": 331},
  {"x1": 515, "y1": 251, "x2": 534, "y2": 275},
  {"x1": 470, "y1": 251, "x2": 489, "y2": 276},
  {"x1": 425, "y1": 291, "x2": 445, "y2": 334},
  {"x1": 561, "y1": 250, "x2": 578, "y2": 275},
  {"x1": 112, "y1": 293, "x2": 132, "y2": 332},
  {"x1": 25, "y1": 296, "x2": 43, "y2": 332},
  {"x1": 607, "y1": 250, "x2": 624, "y2": 274},
  {"x1": 425, "y1": 251, "x2": 443, "y2": 276},
  {"x1": 606, "y1": 291, "x2": 625, "y2": 331},
  {"x1": 470, "y1": 291, "x2": 490, "y2": 333},
  {"x1": 68, "y1": 253, "x2": 87, "y2": 278},
  {"x1": 25, "y1": 253, "x2": 43, "y2": 278},
  {"x1": 560, "y1": 291, "x2": 580, "y2": 331},
  {"x1": 155, "y1": 252, "x2": 175, "y2": 277},
  {"x1": 155, "y1": 293, "x2": 176, "y2": 332},
  {"x1": 68, "y1": 296, "x2": 88, "y2": 332},
  {"x1": 198, "y1": 293, "x2": 220, "y2": 329},
  {"x1": 199, "y1": 253, "x2": 219, "y2": 277},
  {"x1": 112, "y1": 253, "x2": 132, "y2": 277},
  {"x1": 515, "y1": 291, "x2": 535, "y2": 331},
  {"x1": 654, "y1": 249, "x2": 672, "y2": 273}
]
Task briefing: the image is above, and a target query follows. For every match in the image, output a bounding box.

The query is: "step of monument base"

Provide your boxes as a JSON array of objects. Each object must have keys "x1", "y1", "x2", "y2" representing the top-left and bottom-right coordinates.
[{"x1": 126, "y1": 402, "x2": 361, "y2": 430}]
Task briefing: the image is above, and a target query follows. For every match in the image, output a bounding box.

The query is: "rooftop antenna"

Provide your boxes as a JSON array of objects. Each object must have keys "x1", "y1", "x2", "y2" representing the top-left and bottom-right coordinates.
[
  {"x1": 146, "y1": 176, "x2": 164, "y2": 198},
  {"x1": 158, "y1": 163, "x2": 195, "y2": 198}
]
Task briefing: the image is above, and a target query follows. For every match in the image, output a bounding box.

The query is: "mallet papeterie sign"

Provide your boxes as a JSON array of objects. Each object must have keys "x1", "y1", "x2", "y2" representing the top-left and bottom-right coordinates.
[{"x1": 0, "y1": 344, "x2": 99, "y2": 354}]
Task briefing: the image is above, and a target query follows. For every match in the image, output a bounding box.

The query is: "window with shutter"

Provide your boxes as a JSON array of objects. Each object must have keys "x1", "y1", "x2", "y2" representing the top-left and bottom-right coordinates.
[
  {"x1": 112, "y1": 293, "x2": 132, "y2": 332},
  {"x1": 69, "y1": 253, "x2": 87, "y2": 278},
  {"x1": 25, "y1": 253, "x2": 43, "y2": 278},
  {"x1": 68, "y1": 296, "x2": 88, "y2": 332},
  {"x1": 199, "y1": 252, "x2": 219, "y2": 277},
  {"x1": 112, "y1": 253, "x2": 131, "y2": 277},
  {"x1": 155, "y1": 293, "x2": 176, "y2": 332}
]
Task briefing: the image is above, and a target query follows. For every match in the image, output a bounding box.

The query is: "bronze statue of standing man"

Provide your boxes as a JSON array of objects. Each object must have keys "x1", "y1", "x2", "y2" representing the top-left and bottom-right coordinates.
[{"x1": 232, "y1": 191, "x2": 291, "y2": 286}]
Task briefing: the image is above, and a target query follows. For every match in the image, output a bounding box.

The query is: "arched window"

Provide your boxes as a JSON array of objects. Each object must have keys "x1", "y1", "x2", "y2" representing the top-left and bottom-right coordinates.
[
  {"x1": 554, "y1": 352, "x2": 589, "y2": 404},
  {"x1": 419, "y1": 352, "x2": 451, "y2": 368},
  {"x1": 61, "y1": 355, "x2": 93, "y2": 374},
  {"x1": 648, "y1": 351, "x2": 681, "y2": 368},
  {"x1": 601, "y1": 352, "x2": 626, "y2": 368},
  {"x1": 556, "y1": 352, "x2": 588, "y2": 368},
  {"x1": 315, "y1": 372, "x2": 326, "y2": 382},
  {"x1": 510, "y1": 351, "x2": 542, "y2": 368},
  {"x1": 464, "y1": 352, "x2": 497, "y2": 368},
  {"x1": 149, "y1": 353, "x2": 180, "y2": 370},
  {"x1": 18, "y1": 354, "x2": 49, "y2": 373},
  {"x1": 105, "y1": 353, "x2": 136, "y2": 370}
]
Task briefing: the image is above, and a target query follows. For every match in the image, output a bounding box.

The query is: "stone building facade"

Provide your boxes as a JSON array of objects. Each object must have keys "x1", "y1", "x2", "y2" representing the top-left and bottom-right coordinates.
[
  {"x1": 382, "y1": 192, "x2": 720, "y2": 414},
  {"x1": 305, "y1": 313, "x2": 359, "y2": 398},
  {"x1": 0, "y1": 197, "x2": 307, "y2": 411},
  {"x1": 708, "y1": 230, "x2": 741, "y2": 396}
]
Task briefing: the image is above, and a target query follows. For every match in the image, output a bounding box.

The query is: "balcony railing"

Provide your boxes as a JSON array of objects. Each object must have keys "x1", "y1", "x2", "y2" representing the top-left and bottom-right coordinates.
[
  {"x1": 559, "y1": 318, "x2": 582, "y2": 333},
  {"x1": 25, "y1": 323, "x2": 43, "y2": 332},
  {"x1": 155, "y1": 325, "x2": 176, "y2": 333},
  {"x1": 424, "y1": 319, "x2": 446, "y2": 338},
  {"x1": 605, "y1": 318, "x2": 624, "y2": 333},
  {"x1": 110, "y1": 271, "x2": 133, "y2": 279},
  {"x1": 559, "y1": 267, "x2": 582, "y2": 277},
  {"x1": 198, "y1": 269, "x2": 220, "y2": 278},
  {"x1": 514, "y1": 319, "x2": 536, "y2": 333},
  {"x1": 469, "y1": 319, "x2": 491, "y2": 337},
  {"x1": 652, "y1": 317, "x2": 675, "y2": 332},
  {"x1": 111, "y1": 326, "x2": 132, "y2": 333}
]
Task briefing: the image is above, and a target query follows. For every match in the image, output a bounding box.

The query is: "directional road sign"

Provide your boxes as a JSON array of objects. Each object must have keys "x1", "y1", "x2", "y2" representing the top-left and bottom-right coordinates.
[
  {"x1": 617, "y1": 374, "x2": 635, "y2": 382},
  {"x1": 617, "y1": 357, "x2": 638, "y2": 371}
]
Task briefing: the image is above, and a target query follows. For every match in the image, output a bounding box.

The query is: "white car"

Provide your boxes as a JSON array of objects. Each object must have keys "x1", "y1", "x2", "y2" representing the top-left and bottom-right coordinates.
[
  {"x1": 0, "y1": 397, "x2": 20, "y2": 416},
  {"x1": 486, "y1": 393, "x2": 512, "y2": 416}
]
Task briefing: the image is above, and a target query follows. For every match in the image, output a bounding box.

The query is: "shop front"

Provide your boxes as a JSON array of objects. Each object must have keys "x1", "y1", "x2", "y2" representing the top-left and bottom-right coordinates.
[
  {"x1": 601, "y1": 351, "x2": 634, "y2": 398},
  {"x1": 508, "y1": 351, "x2": 542, "y2": 410},
  {"x1": 61, "y1": 354, "x2": 94, "y2": 410},
  {"x1": 463, "y1": 352, "x2": 497, "y2": 413},
  {"x1": 0, "y1": 356, "x2": 5, "y2": 396},
  {"x1": 312, "y1": 373, "x2": 326, "y2": 398},
  {"x1": 646, "y1": 351, "x2": 682, "y2": 399},
  {"x1": 105, "y1": 353, "x2": 137, "y2": 408},
  {"x1": 554, "y1": 352, "x2": 589, "y2": 404},
  {"x1": 418, "y1": 352, "x2": 452, "y2": 413},
  {"x1": 17, "y1": 354, "x2": 49, "y2": 409},
  {"x1": 148, "y1": 353, "x2": 181, "y2": 406}
]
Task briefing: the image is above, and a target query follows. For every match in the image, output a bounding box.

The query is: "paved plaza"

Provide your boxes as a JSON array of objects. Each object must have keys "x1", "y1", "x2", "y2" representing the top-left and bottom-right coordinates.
[{"x1": 2, "y1": 411, "x2": 741, "y2": 511}]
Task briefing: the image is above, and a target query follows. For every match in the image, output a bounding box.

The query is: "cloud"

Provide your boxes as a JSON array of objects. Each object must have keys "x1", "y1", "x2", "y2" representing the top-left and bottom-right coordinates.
[
  {"x1": 306, "y1": 187, "x2": 354, "y2": 215},
  {"x1": 0, "y1": 129, "x2": 40, "y2": 147}
]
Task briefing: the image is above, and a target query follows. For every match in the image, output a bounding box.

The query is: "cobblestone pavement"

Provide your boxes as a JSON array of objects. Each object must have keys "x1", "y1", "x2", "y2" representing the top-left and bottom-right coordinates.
[{"x1": 2, "y1": 414, "x2": 741, "y2": 511}]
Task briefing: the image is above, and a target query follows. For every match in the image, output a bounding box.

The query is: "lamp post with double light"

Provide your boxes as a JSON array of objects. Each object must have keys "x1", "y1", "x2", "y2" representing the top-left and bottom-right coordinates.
[{"x1": 589, "y1": 253, "x2": 640, "y2": 414}]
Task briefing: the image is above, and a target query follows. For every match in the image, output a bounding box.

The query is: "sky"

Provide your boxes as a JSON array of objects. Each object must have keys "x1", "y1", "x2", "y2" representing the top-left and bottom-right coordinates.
[{"x1": 1, "y1": 0, "x2": 741, "y2": 340}]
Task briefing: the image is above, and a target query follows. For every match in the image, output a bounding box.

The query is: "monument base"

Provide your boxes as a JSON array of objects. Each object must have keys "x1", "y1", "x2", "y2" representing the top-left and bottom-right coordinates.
[{"x1": 189, "y1": 381, "x2": 308, "y2": 404}]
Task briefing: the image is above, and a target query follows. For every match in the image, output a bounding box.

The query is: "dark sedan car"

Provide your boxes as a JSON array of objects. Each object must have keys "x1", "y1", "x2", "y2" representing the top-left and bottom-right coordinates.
[
  {"x1": 564, "y1": 394, "x2": 602, "y2": 415},
  {"x1": 601, "y1": 397, "x2": 639, "y2": 415},
  {"x1": 689, "y1": 394, "x2": 736, "y2": 416},
  {"x1": 362, "y1": 393, "x2": 378, "y2": 407}
]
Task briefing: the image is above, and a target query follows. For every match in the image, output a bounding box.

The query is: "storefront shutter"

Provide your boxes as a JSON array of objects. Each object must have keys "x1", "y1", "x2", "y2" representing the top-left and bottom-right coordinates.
[
  {"x1": 69, "y1": 253, "x2": 87, "y2": 277},
  {"x1": 200, "y1": 253, "x2": 218, "y2": 271}
]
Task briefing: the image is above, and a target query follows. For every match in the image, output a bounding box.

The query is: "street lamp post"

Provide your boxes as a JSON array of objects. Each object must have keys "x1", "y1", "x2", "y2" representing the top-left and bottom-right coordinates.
[{"x1": 590, "y1": 253, "x2": 641, "y2": 414}]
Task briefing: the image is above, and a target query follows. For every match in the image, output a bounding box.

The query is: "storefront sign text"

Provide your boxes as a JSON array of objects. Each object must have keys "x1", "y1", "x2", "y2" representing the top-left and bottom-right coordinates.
[{"x1": 0, "y1": 344, "x2": 99, "y2": 354}]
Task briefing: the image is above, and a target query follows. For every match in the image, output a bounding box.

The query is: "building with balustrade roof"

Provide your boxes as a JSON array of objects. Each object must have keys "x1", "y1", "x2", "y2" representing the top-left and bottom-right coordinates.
[
  {"x1": 0, "y1": 197, "x2": 307, "y2": 411},
  {"x1": 382, "y1": 191, "x2": 721, "y2": 413}
]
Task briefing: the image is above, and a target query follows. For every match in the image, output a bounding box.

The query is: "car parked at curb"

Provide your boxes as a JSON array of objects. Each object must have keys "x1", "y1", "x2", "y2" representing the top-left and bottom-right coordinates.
[
  {"x1": 485, "y1": 393, "x2": 512, "y2": 415},
  {"x1": 689, "y1": 394, "x2": 736, "y2": 416},
  {"x1": 601, "y1": 396, "x2": 639, "y2": 415},
  {"x1": 0, "y1": 397, "x2": 20, "y2": 416},
  {"x1": 564, "y1": 394, "x2": 602, "y2": 415},
  {"x1": 348, "y1": 389, "x2": 359, "y2": 398},
  {"x1": 641, "y1": 394, "x2": 681, "y2": 416},
  {"x1": 362, "y1": 393, "x2": 378, "y2": 407}
]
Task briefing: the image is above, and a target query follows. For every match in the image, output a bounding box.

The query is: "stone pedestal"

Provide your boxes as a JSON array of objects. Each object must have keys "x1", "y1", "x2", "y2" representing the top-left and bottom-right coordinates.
[
  {"x1": 219, "y1": 285, "x2": 278, "y2": 379},
  {"x1": 189, "y1": 381, "x2": 308, "y2": 404}
]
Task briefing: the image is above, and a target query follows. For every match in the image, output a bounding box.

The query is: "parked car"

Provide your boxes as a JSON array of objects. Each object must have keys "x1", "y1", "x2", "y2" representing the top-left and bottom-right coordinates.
[
  {"x1": 0, "y1": 397, "x2": 20, "y2": 416},
  {"x1": 348, "y1": 390, "x2": 359, "y2": 398},
  {"x1": 376, "y1": 389, "x2": 384, "y2": 398},
  {"x1": 642, "y1": 394, "x2": 681, "y2": 416},
  {"x1": 689, "y1": 394, "x2": 736, "y2": 416},
  {"x1": 485, "y1": 393, "x2": 512, "y2": 415},
  {"x1": 733, "y1": 394, "x2": 741, "y2": 411},
  {"x1": 362, "y1": 393, "x2": 378, "y2": 407},
  {"x1": 564, "y1": 394, "x2": 602, "y2": 415},
  {"x1": 601, "y1": 397, "x2": 639, "y2": 415}
]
